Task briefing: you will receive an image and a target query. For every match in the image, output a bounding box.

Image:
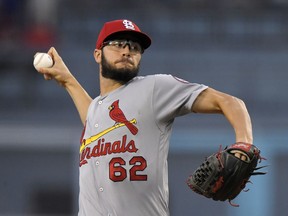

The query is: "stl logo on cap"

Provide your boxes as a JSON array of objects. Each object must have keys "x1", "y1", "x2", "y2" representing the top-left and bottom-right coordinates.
[
  {"x1": 123, "y1": 20, "x2": 135, "y2": 30},
  {"x1": 96, "y1": 19, "x2": 152, "y2": 50}
]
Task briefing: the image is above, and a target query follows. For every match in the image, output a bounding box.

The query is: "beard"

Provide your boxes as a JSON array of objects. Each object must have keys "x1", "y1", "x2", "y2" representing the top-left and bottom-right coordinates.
[{"x1": 101, "y1": 53, "x2": 140, "y2": 84}]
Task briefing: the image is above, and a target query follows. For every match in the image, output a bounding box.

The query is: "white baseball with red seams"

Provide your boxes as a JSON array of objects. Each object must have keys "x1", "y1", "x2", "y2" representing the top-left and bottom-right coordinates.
[
  {"x1": 33, "y1": 53, "x2": 54, "y2": 70},
  {"x1": 78, "y1": 74, "x2": 208, "y2": 216}
]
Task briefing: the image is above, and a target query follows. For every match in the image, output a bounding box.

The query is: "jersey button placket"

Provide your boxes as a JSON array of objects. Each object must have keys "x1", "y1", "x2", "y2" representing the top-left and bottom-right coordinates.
[
  {"x1": 96, "y1": 99, "x2": 106, "y2": 196},
  {"x1": 95, "y1": 100, "x2": 102, "y2": 129},
  {"x1": 95, "y1": 161, "x2": 103, "y2": 193}
]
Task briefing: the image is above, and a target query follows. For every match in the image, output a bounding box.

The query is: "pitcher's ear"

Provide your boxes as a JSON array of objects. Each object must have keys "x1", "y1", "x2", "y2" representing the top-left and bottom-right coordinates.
[{"x1": 94, "y1": 49, "x2": 102, "y2": 63}]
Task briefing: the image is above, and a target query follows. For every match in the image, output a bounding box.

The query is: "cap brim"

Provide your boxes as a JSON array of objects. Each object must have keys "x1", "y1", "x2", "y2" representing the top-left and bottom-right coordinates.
[{"x1": 104, "y1": 30, "x2": 151, "y2": 50}]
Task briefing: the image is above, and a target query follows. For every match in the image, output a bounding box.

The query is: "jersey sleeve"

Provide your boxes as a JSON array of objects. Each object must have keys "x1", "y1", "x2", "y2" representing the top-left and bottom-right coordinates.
[{"x1": 152, "y1": 74, "x2": 208, "y2": 123}]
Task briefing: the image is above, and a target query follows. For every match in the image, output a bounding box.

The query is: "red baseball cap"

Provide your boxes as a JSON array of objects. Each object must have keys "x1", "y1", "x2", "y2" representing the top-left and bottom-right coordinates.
[{"x1": 96, "y1": 19, "x2": 151, "y2": 50}]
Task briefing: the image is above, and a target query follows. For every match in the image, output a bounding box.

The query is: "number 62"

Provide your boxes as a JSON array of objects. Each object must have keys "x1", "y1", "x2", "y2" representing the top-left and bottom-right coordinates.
[{"x1": 109, "y1": 156, "x2": 147, "y2": 182}]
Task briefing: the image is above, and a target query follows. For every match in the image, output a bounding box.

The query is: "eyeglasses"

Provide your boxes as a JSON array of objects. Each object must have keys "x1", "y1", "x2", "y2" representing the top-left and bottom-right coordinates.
[{"x1": 101, "y1": 40, "x2": 143, "y2": 54}]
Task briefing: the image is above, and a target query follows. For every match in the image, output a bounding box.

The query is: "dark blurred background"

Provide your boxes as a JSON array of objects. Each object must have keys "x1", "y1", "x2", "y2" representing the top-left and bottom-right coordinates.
[{"x1": 0, "y1": 0, "x2": 287, "y2": 215}]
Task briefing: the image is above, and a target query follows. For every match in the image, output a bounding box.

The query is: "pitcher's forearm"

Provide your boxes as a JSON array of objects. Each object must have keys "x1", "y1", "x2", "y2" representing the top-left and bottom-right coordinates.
[
  {"x1": 230, "y1": 99, "x2": 253, "y2": 144},
  {"x1": 192, "y1": 88, "x2": 253, "y2": 144},
  {"x1": 219, "y1": 96, "x2": 253, "y2": 144},
  {"x1": 65, "y1": 76, "x2": 92, "y2": 125}
]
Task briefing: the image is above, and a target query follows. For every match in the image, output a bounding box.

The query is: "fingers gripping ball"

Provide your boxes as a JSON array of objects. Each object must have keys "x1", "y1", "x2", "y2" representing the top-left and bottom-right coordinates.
[
  {"x1": 186, "y1": 143, "x2": 267, "y2": 206},
  {"x1": 33, "y1": 53, "x2": 54, "y2": 70}
]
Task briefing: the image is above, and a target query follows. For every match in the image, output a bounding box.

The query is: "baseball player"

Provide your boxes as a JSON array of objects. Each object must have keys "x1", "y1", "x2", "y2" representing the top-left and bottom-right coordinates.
[{"x1": 36, "y1": 19, "x2": 251, "y2": 216}]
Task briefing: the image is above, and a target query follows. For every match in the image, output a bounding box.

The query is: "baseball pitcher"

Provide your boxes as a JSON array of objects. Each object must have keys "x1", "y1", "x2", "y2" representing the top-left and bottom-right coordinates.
[{"x1": 35, "y1": 19, "x2": 262, "y2": 216}]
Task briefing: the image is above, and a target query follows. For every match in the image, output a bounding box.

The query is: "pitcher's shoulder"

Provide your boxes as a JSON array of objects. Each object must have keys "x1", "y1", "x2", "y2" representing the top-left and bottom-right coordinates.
[{"x1": 133, "y1": 74, "x2": 172, "y2": 82}]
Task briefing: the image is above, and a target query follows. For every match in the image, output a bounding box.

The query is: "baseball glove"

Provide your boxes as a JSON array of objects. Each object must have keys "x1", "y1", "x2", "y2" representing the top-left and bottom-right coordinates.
[{"x1": 186, "y1": 142, "x2": 266, "y2": 206}]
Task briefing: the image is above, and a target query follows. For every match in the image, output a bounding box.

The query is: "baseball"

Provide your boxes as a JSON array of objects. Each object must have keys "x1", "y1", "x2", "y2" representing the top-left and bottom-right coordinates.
[{"x1": 33, "y1": 53, "x2": 54, "y2": 70}]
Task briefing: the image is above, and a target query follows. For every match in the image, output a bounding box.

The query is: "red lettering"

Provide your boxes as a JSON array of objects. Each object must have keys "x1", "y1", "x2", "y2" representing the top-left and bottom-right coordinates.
[
  {"x1": 129, "y1": 156, "x2": 147, "y2": 181},
  {"x1": 109, "y1": 157, "x2": 127, "y2": 182},
  {"x1": 125, "y1": 140, "x2": 138, "y2": 153},
  {"x1": 91, "y1": 140, "x2": 101, "y2": 157},
  {"x1": 80, "y1": 147, "x2": 91, "y2": 167},
  {"x1": 79, "y1": 135, "x2": 139, "y2": 167},
  {"x1": 112, "y1": 140, "x2": 121, "y2": 153},
  {"x1": 103, "y1": 142, "x2": 112, "y2": 155},
  {"x1": 121, "y1": 135, "x2": 127, "y2": 152},
  {"x1": 109, "y1": 156, "x2": 148, "y2": 182}
]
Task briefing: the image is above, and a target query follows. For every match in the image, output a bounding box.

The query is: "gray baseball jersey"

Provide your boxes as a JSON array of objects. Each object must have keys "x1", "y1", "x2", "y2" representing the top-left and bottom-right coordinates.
[{"x1": 78, "y1": 74, "x2": 208, "y2": 216}]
